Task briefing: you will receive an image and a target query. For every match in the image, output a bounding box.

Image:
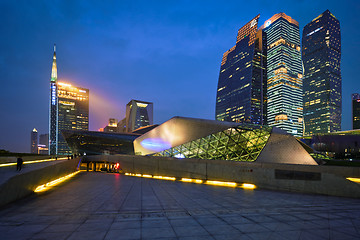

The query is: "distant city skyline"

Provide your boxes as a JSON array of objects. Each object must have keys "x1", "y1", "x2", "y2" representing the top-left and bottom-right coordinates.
[{"x1": 0, "y1": 0, "x2": 359, "y2": 152}]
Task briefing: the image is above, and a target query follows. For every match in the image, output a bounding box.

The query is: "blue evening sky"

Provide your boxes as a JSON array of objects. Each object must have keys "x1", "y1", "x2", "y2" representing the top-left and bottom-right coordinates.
[{"x1": 0, "y1": 0, "x2": 359, "y2": 152}]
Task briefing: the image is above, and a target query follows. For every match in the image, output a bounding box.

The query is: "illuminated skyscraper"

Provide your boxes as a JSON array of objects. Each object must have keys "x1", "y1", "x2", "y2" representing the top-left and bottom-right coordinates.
[
  {"x1": 48, "y1": 45, "x2": 89, "y2": 155},
  {"x1": 352, "y1": 94, "x2": 360, "y2": 130},
  {"x1": 49, "y1": 44, "x2": 58, "y2": 155},
  {"x1": 57, "y1": 82, "x2": 89, "y2": 155},
  {"x1": 30, "y1": 128, "x2": 38, "y2": 154},
  {"x1": 215, "y1": 15, "x2": 267, "y2": 124},
  {"x1": 125, "y1": 100, "x2": 153, "y2": 132},
  {"x1": 302, "y1": 10, "x2": 341, "y2": 135},
  {"x1": 262, "y1": 13, "x2": 303, "y2": 136}
]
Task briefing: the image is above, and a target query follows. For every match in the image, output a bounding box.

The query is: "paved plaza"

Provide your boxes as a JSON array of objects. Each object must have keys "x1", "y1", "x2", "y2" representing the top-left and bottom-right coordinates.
[{"x1": 1, "y1": 172, "x2": 360, "y2": 240}]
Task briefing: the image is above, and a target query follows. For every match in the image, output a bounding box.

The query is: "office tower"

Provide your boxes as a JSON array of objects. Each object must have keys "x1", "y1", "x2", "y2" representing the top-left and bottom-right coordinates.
[
  {"x1": 30, "y1": 128, "x2": 38, "y2": 154},
  {"x1": 57, "y1": 82, "x2": 89, "y2": 155},
  {"x1": 352, "y1": 94, "x2": 360, "y2": 130},
  {"x1": 302, "y1": 10, "x2": 341, "y2": 135},
  {"x1": 48, "y1": 45, "x2": 89, "y2": 155},
  {"x1": 215, "y1": 15, "x2": 267, "y2": 124},
  {"x1": 38, "y1": 133, "x2": 49, "y2": 155},
  {"x1": 49, "y1": 44, "x2": 58, "y2": 155},
  {"x1": 125, "y1": 100, "x2": 153, "y2": 132},
  {"x1": 262, "y1": 13, "x2": 303, "y2": 136},
  {"x1": 104, "y1": 118, "x2": 118, "y2": 132}
]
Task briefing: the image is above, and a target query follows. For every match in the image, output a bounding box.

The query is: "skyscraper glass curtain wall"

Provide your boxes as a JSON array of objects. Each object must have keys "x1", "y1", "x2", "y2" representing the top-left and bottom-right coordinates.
[{"x1": 302, "y1": 10, "x2": 341, "y2": 135}]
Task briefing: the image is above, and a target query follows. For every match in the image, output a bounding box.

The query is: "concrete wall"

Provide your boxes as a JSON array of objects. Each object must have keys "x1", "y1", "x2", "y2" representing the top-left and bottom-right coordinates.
[
  {"x1": 0, "y1": 155, "x2": 55, "y2": 164},
  {"x1": 0, "y1": 158, "x2": 80, "y2": 207},
  {"x1": 85, "y1": 154, "x2": 360, "y2": 198}
]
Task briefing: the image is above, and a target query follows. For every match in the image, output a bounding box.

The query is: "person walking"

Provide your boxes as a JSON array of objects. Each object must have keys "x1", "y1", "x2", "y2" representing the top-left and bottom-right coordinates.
[{"x1": 16, "y1": 157, "x2": 23, "y2": 171}]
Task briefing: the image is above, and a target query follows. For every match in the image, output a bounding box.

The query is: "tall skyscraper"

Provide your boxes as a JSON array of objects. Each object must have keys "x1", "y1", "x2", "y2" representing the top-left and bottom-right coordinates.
[
  {"x1": 302, "y1": 10, "x2": 341, "y2": 135},
  {"x1": 49, "y1": 44, "x2": 58, "y2": 155},
  {"x1": 125, "y1": 100, "x2": 153, "y2": 132},
  {"x1": 262, "y1": 13, "x2": 303, "y2": 136},
  {"x1": 48, "y1": 45, "x2": 89, "y2": 155},
  {"x1": 57, "y1": 82, "x2": 89, "y2": 155},
  {"x1": 215, "y1": 15, "x2": 267, "y2": 125},
  {"x1": 30, "y1": 128, "x2": 38, "y2": 154},
  {"x1": 352, "y1": 94, "x2": 360, "y2": 130}
]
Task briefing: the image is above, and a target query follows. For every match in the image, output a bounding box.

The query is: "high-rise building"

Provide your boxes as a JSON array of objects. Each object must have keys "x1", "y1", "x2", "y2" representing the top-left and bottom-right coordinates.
[
  {"x1": 352, "y1": 94, "x2": 360, "y2": 130},
  {"x1": 38, "y1": 133, "x2": 49, "y2": 155},
  {"x1": 57, "y1": 82, "x2": 89, "y2": 155},
  {"x1": 30, "y1": 128, "x2": 38, "y2": 154},
  {"x1": 125, "y1": 100, "x2": 153, "y2": 132},
  {"x1": 49, "y1": 44, "x2": 58, "y2": 155},
  {"x1": 215, "y1": 15, "x2": 267, "y2": 125},
  {"x1": 48, "y1": 45, "x2": 89, "y2": 155},
  {"x1": 262, "y1": 13, "x2": 303, "y2": 136},
  {"x1": 302, "y1": 10, "x2": 341, "y2": 135}
]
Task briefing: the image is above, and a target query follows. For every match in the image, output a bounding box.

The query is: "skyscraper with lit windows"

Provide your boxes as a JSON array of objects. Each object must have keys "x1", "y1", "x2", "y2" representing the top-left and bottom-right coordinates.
[
  {"x1": 302, "y1": 10, "x2": 341, "y2": 135},
  {"x1": 125, "y1": 100, "x2": 153, "y2": 132},
  {"x1": 49, "y1": 45, "x2": 89, "y2": 155},
  {"x1": 352, "y1": 94, "x2": 360, "y2": 130},
  {"x1": 262, "y1": 13, "x2": 303, "y2": 136},
  {"x1": 215, "y1": 15, "x2": 267, "y2": 125}
]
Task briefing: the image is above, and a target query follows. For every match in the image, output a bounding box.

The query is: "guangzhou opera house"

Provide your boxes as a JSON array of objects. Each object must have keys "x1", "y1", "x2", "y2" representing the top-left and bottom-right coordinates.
[{"x1": 63, "y1": 117, "x2": 318, "y2": 165}]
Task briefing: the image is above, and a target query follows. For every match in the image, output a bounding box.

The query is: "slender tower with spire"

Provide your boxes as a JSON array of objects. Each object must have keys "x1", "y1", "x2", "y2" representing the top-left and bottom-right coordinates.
[{"x1": 49, "y1": 44, "x2": 58, "y2": 155}]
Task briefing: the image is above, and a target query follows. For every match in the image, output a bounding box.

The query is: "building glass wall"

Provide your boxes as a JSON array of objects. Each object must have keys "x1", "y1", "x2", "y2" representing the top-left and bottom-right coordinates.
[
  {"x1": 215, "y1": 15, "x2": 267, "y2": 125},
  {"x1": 352, "y1": 93, "x2": 360, "y2": 130},
  {"x1": 49, "y1": 45, "x2": 58, "y2": 155},
  {"x1": 262, "y1": 13, "x2": 303, "y2": 136},
  {"x1": 154, "y1": 125, "x2": 271, "y2": 162},
  {"x1": 125, "y1": 100, "x2": 153, "y2": 132},
  {"x1": 302, "y1": 10, "x2": 341, "y2": 135},
  {"x1": 57, "y1": 82, "x2": 89, "y2": 155}
]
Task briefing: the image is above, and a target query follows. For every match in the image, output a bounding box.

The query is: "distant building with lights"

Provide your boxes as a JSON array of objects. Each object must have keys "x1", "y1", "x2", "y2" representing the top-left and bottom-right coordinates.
[
  {"x1": 30, "y1": 128, "x2": 38, "y2": 154},
  {"x1": 104, "y1": 118, "x2": 118, "y2": 133},
  {"x1": 48, "y1": 44, "x2": 89, "y2": 155},
  {"x1": 125, "y1": 100, "x2": 153, "y2": 132},
  {"x1": 215, "y1": 15, "x2": 267, "y2": 125},
  {"x1": 302, "y1": 10, "x2": 341, "y2": 135},
  {"x1": 352, "y1": 94, "x2": 360, "y2": 130},
  {"x1": 262, "y1": 13, "x2": 303, "y2": 136}
]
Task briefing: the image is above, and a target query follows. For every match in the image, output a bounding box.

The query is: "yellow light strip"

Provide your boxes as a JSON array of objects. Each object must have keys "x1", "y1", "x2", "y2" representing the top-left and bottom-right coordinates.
[
  {"x1": 124, "y1": 172, "x2": 255, "y2": 189},
  {"x1": 205, "y1": 180, "x2": 237, "y2": 187},
  {"x1": 346, "y1": 177, "x2": 360, "y2": 183},
  {"x1": 240, "y1": 183, "x2": 256, "y2": 189},
  {"x1": 0, "y1": 157, "x2": 67, "y2": 167},
  {"x1": 34, "y1": 171, "x2": 80, "y2": 192}
]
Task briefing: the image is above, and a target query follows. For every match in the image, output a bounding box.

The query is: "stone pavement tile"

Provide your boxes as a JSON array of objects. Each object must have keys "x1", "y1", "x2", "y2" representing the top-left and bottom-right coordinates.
[
  {"x1": 329, "y1": 219, "x2": 354, "y2": 227},
  {"x1": 268, "y1": 213, "x2": 300, "y2": 222},
  {"x1": 43, "y1": 223, "x2": 80, "y2": 232},
  {"x1": 242, "y1": 214, "x2": 275, "y2": 223},
  {"x1": 290, "y1": 213, "x2": 322, "y2": 221},
  {"x1": 76, "y1": 221, "x2": 112, "y2": 232},
  {"x1": 142, "y1": 219, "x2": 171, "y2": 228},
  {"x1": 221, "y1": 215, "x2": 254, "y2": 225},
  {"x1": 67, "y1": 230, "x2": 107, "y2": 240},
  {"x1": 233, "y1": 223, "x2": 271, "y2": 233},
  {"x1": 203, "y1": 224, "x2": 240, "y2": 235},
  {"x1": 29, "y1": 231, "x2": 71, "y2": 240},
  {"x1": 195, "y1": 216, "x2": 227, "y2": 226},
  {"x1": 330, "y1": 227, "x2": 360, "y2": 239},
  {"x1": 110, "y1": 220, "x2": 141, "y2": 230},
  {"x1": 169, "y1": 218, "x2": 200, "y2": 227},
  {"x1": 104, "y1": 229, "x2": 141, "y2": 240},
  {"x1": 213, "y1": 233, "x2": 252, "y2": 240},
  {"x1": 141, "y1": 227, "x2": 176, "y2": 239},
  {"x1": 178, "y1": 236, "x2": 215, "y2": 240},
  {"x1": 173, "y1": 225, "x2": 209, "y2": 237},
  {"x1": 276, "y1": 230, "x2": 302, "y2": 240},
  {"x1": 245, "y1": 231, "x2": 272, "y2": 240},
  {"x1": 299, "y1": 229, "x2": 330, "y2": 240}
]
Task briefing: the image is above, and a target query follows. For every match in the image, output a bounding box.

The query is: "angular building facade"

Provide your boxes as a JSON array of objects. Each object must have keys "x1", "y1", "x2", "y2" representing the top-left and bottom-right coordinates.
[
  {"x1": 352, "y1": 93, "x2": 360, "y2": 130},
  {"x1": 125, "y1": 100, "x2": 153, "y2": 133},
  {"x1": 48, "y1": 45, "x2": 89, "y2": 155},
  {"x1": 262, "y1": 13, "x2": 303, "y2": 136},
  {"x1": 302, "y1": 10, "x2": 341, "y2": 135},
  {"x1": 215, "y1": 15, "x2": 267, "y2": 125}
]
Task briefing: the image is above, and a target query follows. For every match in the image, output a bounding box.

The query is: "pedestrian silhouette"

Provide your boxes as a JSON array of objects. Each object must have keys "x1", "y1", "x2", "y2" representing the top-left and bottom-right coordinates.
[{"x1": 16, "y1": 157, "x2": 23, "y2": 171}]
